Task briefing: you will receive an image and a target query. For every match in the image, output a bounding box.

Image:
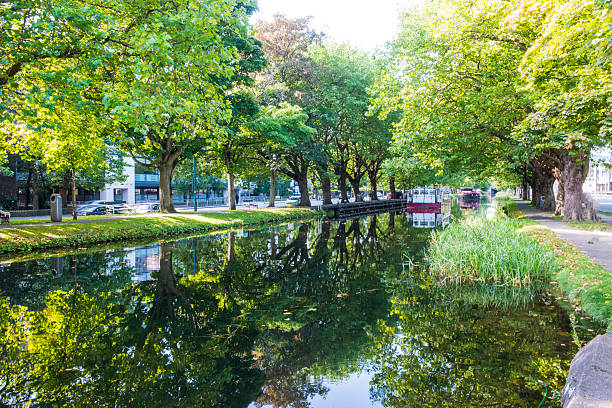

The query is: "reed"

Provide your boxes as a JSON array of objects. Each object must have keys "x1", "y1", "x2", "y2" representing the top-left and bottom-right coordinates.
[{"x1": 427, "y1": 214, "x2": 557, "y2": 286}]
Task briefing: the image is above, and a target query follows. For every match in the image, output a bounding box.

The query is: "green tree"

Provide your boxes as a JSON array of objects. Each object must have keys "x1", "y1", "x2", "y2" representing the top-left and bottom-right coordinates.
[
  {"x1": 207, "y1": 92, "x2": 262, "y2": 210},
  {"x1": 517, "y1": 0, "x2": 612, "y2": 220},
  {"x1": 24, "y1": 105, "x2": 124, "y2": 219},
  {"x1": 307, "y1": 44, "x2": 384, "y2": 203},
  {"x1": 104, "y1": 0, "x2": 259, "y2": 212},
  {"x1": 250, "y1": 104, "x2": 318, "y2": 207}
]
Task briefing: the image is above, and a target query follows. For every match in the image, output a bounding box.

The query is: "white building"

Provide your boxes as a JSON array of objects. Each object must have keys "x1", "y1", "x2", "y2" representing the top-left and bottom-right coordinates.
[
  {"x1": 100, "y1": 156, "x2": 136, "y2": 204},
  {"x1": 584, "y1": 148, "x2": 612, "y2": 195}
]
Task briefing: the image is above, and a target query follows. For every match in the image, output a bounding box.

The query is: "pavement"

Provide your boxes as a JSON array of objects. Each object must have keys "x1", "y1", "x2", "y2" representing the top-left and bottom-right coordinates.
[{"x1": 516, "y1": 200, "x2": 612, "y2": 273}]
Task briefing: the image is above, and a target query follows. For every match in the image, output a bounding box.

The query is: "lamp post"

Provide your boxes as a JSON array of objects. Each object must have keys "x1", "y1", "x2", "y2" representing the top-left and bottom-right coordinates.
[{"x1": 193, "y1": 155, "x2": 198, "y2": 212}]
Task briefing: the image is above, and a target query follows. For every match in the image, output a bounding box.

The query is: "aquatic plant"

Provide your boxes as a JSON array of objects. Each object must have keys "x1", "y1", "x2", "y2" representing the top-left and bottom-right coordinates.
[{"x1": 427, "y1": 215, "x2": 558, "y2": 286}]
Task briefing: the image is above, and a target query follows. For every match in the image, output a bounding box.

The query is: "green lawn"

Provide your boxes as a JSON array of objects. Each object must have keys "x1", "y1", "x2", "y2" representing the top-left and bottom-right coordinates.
[
  {"x1": 565, "y1": 221, "x2": 612, "y2": 231},
  {"x1": 550, "y1": 214, "x2": 610, "y2": 231},
  {"x1": 0, "y1": 208, "x2": 316, "y2": 256},
  {"x1": 9, "y1": 214, "x2": 128, "y2": 225}
]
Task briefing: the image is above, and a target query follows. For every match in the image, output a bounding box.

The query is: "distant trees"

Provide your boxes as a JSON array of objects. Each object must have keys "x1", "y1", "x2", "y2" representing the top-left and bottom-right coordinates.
[{"x1": 255, "y1": 16, "x2": 393, "y2": 206}]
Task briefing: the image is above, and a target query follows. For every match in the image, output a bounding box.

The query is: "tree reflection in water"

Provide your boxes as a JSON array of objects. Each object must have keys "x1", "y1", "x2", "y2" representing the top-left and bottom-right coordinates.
[{"x1": 0, "y1": 213, "x2": 600, "y2": 407}]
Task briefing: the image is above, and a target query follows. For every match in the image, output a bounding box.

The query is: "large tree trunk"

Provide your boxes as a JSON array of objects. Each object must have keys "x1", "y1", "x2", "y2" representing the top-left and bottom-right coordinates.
[
  {"x1": 320, "y1": 173, "x2": 332, "y2": 205},
  {"x1": 268, "y1": 168, "x2": 276, "y2": 208},
  {"x1": 530, "y1": 172, "x2": 555, "y2": 211},
  {"x1": 227, "y1": 171, "x2": 236, "y2": 211},
  {"x1": 338, "y1": 171, "x2": 348, "y2": 202},
  {"x1": 296, "y1": 170, "x2": 311, "y2": 207},
  {"x1": 368, "y1": 169, "x2": 379, "y2": 201},
  {"x1": 521, "y1": 181, "x2": 529, "y2": 201},
  {"x1": 71, "y1": 169, "x2": 77, "y2": 220},
  {"x1": 389, "y1": 176, "x2": 396, "y2": 200},
  {"x1": 159, "y1": 163, "x2": 177, "y2": 213},
  {"x1": 539, "y1": 175, "x2": 555, "y2": 211},
  {"x1": 350, "y1": 179, "x2": 362, "y2": 202},
  {"x1": 562, "y1": 150, "x2": 590, "y2": 222},
  {"x1": 553, "y1": 167, "x2": 564, "y2": 217}
]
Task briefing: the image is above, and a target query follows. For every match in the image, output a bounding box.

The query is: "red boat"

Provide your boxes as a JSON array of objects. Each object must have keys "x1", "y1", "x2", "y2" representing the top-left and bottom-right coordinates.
[
  {"x1": 459, "y1": 187, "x2": 480, "y2": 200},
  {"x1": 459, "y1": 187, "x2": 481, "y2": 209},
  {"x1": 406, "y1": 187, "x2": 451, "y2": 214}
]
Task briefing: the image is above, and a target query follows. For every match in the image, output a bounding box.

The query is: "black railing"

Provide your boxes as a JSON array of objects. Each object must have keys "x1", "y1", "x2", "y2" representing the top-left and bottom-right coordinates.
[{"x1": 321, "y1": 199, "x2": 406, "y2": 219}]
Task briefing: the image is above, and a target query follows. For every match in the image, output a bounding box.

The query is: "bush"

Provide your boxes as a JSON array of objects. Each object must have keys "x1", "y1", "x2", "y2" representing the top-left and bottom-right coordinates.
[{"x1": 0, "y1": 194, "x2": 17, "y2": 211}]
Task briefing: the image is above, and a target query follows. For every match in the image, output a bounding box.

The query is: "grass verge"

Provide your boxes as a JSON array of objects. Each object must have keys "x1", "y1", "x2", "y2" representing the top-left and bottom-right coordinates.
[
  {"x1": 599, "y1": 210, "x2": 612, "y2": 217},
  {"x1": 564, "y1": 221, "x2": 612, "y2": 231},
  {"x1": 8, "y1": 214, "x2": 129, "y2": 225},
  {"x1": 0, "y1": 208, "x2": 317, "y2": 256}
]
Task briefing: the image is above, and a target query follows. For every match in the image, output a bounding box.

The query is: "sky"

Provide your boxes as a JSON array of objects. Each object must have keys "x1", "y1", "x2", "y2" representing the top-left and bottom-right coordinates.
[{"x1": 252, "y1": 0, "x2": 425, "y2": 51}]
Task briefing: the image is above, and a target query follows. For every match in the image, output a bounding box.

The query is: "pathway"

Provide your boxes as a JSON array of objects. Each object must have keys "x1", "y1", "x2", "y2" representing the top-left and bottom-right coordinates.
[{"x1": 516, "y1": 200, "x2": 612, "y2": 273}]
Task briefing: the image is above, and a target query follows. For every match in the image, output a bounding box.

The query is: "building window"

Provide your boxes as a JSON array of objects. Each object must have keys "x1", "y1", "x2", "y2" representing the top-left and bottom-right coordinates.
[{"x1": 136, "y1": 188, "x2": 159, "y2": 202}]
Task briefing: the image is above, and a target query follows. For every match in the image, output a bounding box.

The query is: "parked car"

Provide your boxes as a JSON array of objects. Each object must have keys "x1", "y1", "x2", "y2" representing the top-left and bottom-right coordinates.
[
  {"x1": 386, "y1": 192, "x2": 404, "y2": 199},
  {"x1": 79, "y1": 200, "x2": 124, "y2": 209},
  {"x1": 112, "y1": 203, "x2": 133, "y2": 214},
  {"x1": 133, "y1": 203, "x2": 160, "y2": 214},
  {"x1": 76, "y1": 205, "x2": 114, "y2": 216}
]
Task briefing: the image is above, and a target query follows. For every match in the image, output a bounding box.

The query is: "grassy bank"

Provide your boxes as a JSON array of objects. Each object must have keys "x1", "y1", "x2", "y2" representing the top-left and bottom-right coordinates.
[
  {"x1": 505, "y1": 201, "x2": 612, "y2": 330},
  {"x1": 564, "y1": 221, "x2": 612, "y2": 231},
  {"x1": 0, "y1": 208, "x2": 316, "y2": 256}
]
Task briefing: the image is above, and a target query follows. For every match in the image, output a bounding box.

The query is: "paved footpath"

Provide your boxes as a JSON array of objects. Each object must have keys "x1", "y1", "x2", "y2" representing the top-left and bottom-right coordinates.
[{"x1": 516, "y1": 200, "x2": 612, "y2": 273}]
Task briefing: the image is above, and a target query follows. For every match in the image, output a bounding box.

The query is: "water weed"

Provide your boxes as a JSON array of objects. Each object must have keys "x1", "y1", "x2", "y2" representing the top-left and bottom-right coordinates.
[{"x1": 427, "y1": 212, "x2": 557, "y2": 286}]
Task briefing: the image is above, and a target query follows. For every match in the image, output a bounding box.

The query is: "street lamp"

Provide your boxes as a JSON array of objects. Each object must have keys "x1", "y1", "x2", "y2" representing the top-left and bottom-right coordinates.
[{"x1": 193, "y1": 155, "x2": 198, "y2": 212}]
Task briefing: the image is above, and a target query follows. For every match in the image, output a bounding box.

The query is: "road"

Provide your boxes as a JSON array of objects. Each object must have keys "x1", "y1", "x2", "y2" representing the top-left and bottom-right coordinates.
[{"x1": 594, "y1": 194, "x2": 612, "y2": 214}]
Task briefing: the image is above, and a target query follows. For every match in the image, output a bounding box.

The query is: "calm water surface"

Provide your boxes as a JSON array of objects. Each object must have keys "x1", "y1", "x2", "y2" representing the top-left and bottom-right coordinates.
[{"x1": 0, "y1": 212, "x2": 599, "y2": 407}]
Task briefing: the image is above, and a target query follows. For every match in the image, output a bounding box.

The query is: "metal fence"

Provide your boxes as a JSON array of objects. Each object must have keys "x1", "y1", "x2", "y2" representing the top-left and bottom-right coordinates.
[{"x1": 174, "y1": 196, "x2": 282, "y2": 208}]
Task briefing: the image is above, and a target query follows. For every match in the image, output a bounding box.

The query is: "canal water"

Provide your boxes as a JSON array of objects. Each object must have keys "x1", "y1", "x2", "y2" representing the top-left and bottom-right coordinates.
[{"x1": 0, "y1": 212, "x2": 600, "y2": 407}]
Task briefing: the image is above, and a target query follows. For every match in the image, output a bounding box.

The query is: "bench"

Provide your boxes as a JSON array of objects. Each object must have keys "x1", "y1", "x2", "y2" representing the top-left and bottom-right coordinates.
[{"x1": 0, "y1": 209, "x2": 10, "y2": 225}]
